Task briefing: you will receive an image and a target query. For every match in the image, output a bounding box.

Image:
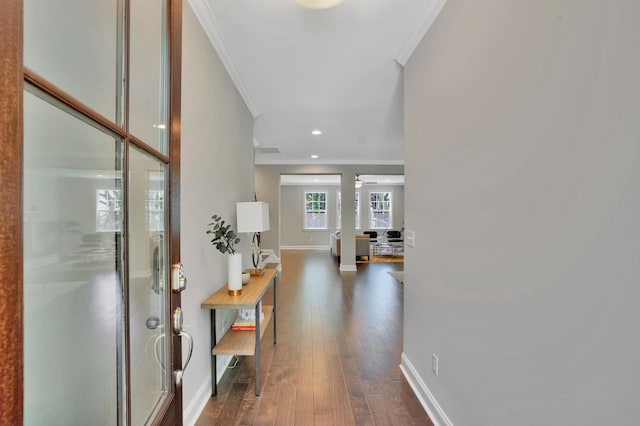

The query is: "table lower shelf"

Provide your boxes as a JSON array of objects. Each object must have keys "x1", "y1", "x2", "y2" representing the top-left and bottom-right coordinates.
[{"x1": 211, "y1": 305, "x2": 273, "y2": 356}]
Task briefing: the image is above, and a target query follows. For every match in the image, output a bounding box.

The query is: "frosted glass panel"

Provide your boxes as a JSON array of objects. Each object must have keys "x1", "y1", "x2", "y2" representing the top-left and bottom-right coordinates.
[
  {"x1": 130, "y1": 0, "x2": 168, "y2": 153},
  {"x1": 129, "y1": 147, "x2": 169, "y2": 424},
  {"x1": 24, "y1": 0, "x2": 118, "y2": 121},
  {"x1": 23, "y1": 91, "x2": 122, "y2": 425}
]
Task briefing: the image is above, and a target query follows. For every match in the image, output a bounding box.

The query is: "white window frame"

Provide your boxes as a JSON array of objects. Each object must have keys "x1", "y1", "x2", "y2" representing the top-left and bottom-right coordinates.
[
  {"x1": 304, "y1": 191, "x2": 328, "y2": 229},
  {"x1": 146, "y1": 190, "x2": 165, "y2": 232},
  {"x1": 96, "y1": 189, "x2": 122, "y2": 232},
  {"x1": 369, "y1": 191, "x2": 392, "y2": 229}
]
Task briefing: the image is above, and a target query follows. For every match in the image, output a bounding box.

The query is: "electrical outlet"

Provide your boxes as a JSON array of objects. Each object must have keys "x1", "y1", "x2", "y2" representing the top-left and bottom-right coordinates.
[{"x1": 432, "y1": 353, "x2": 439, "y2": 376}]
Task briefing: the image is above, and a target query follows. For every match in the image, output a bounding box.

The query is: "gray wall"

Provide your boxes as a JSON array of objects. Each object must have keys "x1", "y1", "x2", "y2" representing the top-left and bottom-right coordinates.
[
  {"x1": 403, "y1": 1, "x2": 640, "y2": 425},
  {"x1": 280, "y1": 185, "x2": 338, "y2": 248},
  {"x1": 180, "y1": 4, "x2": 255, "y2": 423},
  {"x1": 279, "y1": 184, "x2": 404, "y2": 248},
  {"x1": 255, "y1": 164, "x2": 404, "y2": 270}
]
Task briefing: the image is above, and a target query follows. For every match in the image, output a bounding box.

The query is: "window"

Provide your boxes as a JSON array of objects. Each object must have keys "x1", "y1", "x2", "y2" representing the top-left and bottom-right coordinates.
[
  {"x1": 96, "y1": 189, "x2": 122, "y2": 232},
  {"x1": 304, "y1": 192, "x2": 327, "y2": 229},
  {"x1": 369, "y1": 192, "x2": 391, "y2": 229},
  {"x1": 337, "y1": 191, "x2": 360, "y2": 229},
  {"x1": 96, "y1": 189, "x2": 164, "y2": 232},
  {"x1": 146, "y1": 190, "x2": 164, "y2": 231}
]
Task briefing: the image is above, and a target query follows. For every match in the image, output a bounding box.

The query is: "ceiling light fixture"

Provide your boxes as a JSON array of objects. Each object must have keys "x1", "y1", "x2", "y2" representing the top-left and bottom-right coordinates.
[
  {"x1": 294, "y1": 0, "x2": 345, "y2": 10},
  {"x1": 311, "y1": 129, "x2": 322, "y2": 135},
  {"x1": 310, "y1": 154, "x2": 319, "y2": 159},
  {"x1": 355, "y1": 175, "x2": 363, "y2": 189}
]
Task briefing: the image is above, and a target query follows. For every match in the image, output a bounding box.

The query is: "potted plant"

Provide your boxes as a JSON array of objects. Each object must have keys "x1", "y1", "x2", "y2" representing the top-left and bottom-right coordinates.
[
  {"x1": 207, "y1": 214, "x2": 243, "y2": 295},
  {"x1": 206, "y1": 214, "x2": 240, "y2": 254}
]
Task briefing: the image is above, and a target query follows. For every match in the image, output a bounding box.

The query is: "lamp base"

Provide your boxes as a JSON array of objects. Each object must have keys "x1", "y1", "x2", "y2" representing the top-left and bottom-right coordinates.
[
  {"x1": 247, "y1": 268, "x2": 265, "y2": 277},
  {"x1": 228, "y1": 289, "x2": 242, "y2": 296}
]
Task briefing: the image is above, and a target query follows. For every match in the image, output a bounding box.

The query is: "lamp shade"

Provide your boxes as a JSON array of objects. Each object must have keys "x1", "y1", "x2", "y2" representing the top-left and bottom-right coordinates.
[{"x1": 236, "y1": 202, "x2": 270, "y2": 233}]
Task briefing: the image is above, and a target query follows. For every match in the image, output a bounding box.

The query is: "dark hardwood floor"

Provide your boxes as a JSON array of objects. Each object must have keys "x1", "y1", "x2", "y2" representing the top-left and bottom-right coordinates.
[{"x1": 196, "y1": 250, "x2": 432, "y2": 425}]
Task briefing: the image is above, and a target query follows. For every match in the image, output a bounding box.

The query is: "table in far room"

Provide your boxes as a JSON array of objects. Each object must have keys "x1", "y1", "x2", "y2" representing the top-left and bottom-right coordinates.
[{"x1": 373, "y1": 242, "x2": 404, "y2": 257}]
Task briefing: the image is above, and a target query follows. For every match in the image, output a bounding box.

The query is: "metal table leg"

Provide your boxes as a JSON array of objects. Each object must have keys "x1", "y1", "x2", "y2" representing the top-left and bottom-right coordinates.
[
  {"x1": 211, "y1": 309, "x2": 217, "y2": 396},
  {"x1": 255, "y1": 302, "x2": 261, "y2": 396}
]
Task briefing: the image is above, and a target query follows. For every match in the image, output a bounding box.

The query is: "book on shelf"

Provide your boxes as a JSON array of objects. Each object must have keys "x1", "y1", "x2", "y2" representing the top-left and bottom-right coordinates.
[{"x1": 231, "y1": 311, "x2": 265, "y2": 331}]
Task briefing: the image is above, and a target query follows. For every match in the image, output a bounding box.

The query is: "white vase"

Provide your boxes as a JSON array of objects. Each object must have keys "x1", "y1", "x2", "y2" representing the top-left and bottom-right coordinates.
[{"x1": 227, "y1": 253, "x2": 243, "y2": 295}]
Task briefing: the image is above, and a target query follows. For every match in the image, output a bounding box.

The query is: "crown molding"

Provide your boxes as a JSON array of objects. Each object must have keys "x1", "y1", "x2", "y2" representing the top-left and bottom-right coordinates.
[
  {"x1": 395, "y1": 0, "x2": 447, "y2": 66},
  {"x1": 188, "y1": 0, "x2": 260, "y2": 117},
  {"x1": 254, "y1": 157, "x2": 405, "y2": 166}
]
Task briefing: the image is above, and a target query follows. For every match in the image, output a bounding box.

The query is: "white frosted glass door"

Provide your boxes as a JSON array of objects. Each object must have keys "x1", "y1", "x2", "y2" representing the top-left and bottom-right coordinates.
[
  {"x1": 22, "y1": 0, "x2": 181, "y2": 423},
  {"x1": 23, "y1": 91, "x2": 123, "y2": 426},
  {"x1": 130, "y1": 0, "x2": 168, "y2": 154},
  {"x1": 128, "y1": 147, "x2": 169, "y2": 424},
  {"x1": 24, "y1": 0, "x2": 118, "y2": 121}
]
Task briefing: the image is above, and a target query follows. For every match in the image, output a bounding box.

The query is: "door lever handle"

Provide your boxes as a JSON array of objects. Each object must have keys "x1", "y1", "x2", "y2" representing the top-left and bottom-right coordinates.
[
  {"x1": 174, "y1": 330, "x2": 193, "y2": 389},
  {"x1": 172, "y1": 307, "x2": 193, "y2": 388}
]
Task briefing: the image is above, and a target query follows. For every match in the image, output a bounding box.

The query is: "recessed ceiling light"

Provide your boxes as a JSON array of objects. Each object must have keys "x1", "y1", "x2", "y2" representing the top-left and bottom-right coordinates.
[
  {"x1": 311, "y1": 129, "x2": 322, "y2": 135},
  {"x1": 310, "y1": 154, "x2": 319, "y2": 159},
  {"x1": 294, "y1": 0, "x2": 345, "y2": 10}
]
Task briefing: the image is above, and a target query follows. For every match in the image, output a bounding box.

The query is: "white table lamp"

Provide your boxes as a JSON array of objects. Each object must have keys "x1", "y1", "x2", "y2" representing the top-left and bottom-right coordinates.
[{"x1": 236, "y1": 201, "x2": 270, "y2": 275}]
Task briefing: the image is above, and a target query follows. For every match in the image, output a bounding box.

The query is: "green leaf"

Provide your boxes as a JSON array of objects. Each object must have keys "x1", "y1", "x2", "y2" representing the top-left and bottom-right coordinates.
[{"x1": 207, "y1": 213, "x2": 241, "y2": 254}]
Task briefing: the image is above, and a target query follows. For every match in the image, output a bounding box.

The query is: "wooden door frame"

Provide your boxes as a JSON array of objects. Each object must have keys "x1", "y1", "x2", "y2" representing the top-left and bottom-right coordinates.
[
  {"x1": 0, "y1": 0, "x2": 23, "y2": 424},
  {"x1": 0, "y1": 0, "x2": 183, "y2": 423},
  {"x1": 157, "y1": 0, "x2": 183, "y2": 424}
]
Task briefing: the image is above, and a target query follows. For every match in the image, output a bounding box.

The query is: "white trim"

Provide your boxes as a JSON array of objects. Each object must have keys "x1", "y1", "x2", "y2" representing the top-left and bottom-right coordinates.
[
  {"x1": 255, "y1": 158, "x2": 405, "y2": 166},
  {"x1": 183, "y1": 378, "x2": 211, "y2": 426},
  {"x1": 339, "y1": 264, "x2": 357, "y2": 272},
  {"x1": 281, "y1": 245, "x2": 330, "y2": 251},
  {"x1": 183, "y1": 353, "x2": 233, "y2": 426},
  {"x1": 187, "y1": 0, "x2": 259, "y2": 117},
  {"x1": 394, "y1": 0, "x2": 448, "y2": 66},
  {"x1": 400, "y1": 353, "x2": 453, "y2": 426}
]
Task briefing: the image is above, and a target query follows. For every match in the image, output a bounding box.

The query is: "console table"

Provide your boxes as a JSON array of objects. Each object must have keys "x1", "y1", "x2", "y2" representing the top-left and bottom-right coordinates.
[{"x1": 200, "y1": 267, "x2": 277, "y2": 396}]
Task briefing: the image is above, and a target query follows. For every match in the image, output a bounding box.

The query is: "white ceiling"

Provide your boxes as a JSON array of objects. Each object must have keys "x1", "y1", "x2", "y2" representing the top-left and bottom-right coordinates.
[{"x1": 189, "y1": 0, "x2": 446, "y2": 165}]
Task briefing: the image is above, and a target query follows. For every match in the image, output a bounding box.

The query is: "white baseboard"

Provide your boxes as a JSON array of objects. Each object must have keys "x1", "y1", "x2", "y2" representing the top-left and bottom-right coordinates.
[
  {"x1": 183, "y1": 378, "x2": 211, "y2": 426},
  {"x1": 400, "y1": 352, "x2": 453, "y2": 426},
  {"x1": 183, "y1": 354, "x2": 232, "y2": 426},
  {"x1": 281, "y1": 245, "x2": 330, "y2": 250},
  {"x1": 339, "y1": 264, "x2": 357, "y2": 272}
]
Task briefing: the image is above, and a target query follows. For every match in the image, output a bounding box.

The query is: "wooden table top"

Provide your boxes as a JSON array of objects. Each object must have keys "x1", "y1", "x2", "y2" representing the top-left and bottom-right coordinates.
[{"x1": 200, "y1": 268, "x2": 277, "y2": 310}]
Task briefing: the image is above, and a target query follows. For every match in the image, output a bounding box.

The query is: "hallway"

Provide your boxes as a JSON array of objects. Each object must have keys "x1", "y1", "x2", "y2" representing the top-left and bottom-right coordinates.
[{"x1": 196, "y1": 250, "x2": 431, "y2": 425}]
